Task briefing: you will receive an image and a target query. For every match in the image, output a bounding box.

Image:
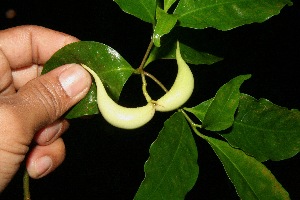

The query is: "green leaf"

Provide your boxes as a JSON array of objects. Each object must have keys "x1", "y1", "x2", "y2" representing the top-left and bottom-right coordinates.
[
  {"x1": 134, "y1": 112, "x2": 199, "y2": 200},
  {"x1": 43, "y1": 41, "x2": 134, "y2": 119},
  {"x1": 202, "y1": 74, "x2": 251, "y2": 131},
  {"x1": 221, "y1": 94, "x2": 300, "y2": 162},
  {"x1": 65, "y1": 83, "x2": 98, "y2": 118},
  {"x1": 145, "y1": 40, "x2": 223, "y2": 66},
  {"x1": 164, "y1": 0, "x2": 177, "y2": 12},
  {"x1": 153, "y1": 7, "x2": 178, "y2": 47},
  {"x1": 114, "y1": 0, "x2": 157, "y2": 24},
  {"x1": 174, "y1": 0, "x2": 292, "y2": 30},
  {"x1": 205, "y1": 136, "x2": 290, "y2": 200},
  {"x1": 184, "y1": 98, "x2": 213, "y2": 122}
]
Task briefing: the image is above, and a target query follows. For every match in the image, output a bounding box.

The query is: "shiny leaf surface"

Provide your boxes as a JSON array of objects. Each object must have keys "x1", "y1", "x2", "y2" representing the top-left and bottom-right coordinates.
[
  {"x1": 153, "y1": 7, "x2": 178, "y2": 47},
  {"x1": 174, "y1": 0, "x2": 292, "y2": 30},
  {"x1": 43, "y1": 41, "x2": 134, "y2": 118}
]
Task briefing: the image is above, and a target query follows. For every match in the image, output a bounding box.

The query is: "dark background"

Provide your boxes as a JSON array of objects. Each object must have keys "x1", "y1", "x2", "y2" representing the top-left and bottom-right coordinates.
[{"x1": 1, "y1": 0, "x2": 300, "y2": 199}]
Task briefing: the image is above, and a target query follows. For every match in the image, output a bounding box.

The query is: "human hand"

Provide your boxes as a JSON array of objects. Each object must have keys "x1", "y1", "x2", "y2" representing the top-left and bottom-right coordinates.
[{"x1": 0, "y1": 25, "x2": 92, "y2": 192}]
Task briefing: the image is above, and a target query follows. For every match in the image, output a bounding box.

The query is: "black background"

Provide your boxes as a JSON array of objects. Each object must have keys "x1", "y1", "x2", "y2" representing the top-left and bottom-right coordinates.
[{"x1": 1, "y1": 1, "x2": 300, "y2": 199}]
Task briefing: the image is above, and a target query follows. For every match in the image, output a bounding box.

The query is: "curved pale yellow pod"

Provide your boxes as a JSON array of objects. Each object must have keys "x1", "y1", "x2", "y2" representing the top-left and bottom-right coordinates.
[
  {"x1": 155, "y1": 41, "x2": 194, "y2": 112},
  {"x1": 81, "y1": 64, "x2": 155, "y2": 129}
]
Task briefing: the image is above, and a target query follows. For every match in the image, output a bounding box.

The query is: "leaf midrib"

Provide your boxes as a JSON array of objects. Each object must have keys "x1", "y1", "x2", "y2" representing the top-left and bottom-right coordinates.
[
  {"x1": 177, "y1": 0, "x2": 253, "y2": 19},
  {"x1": 211, "y1": 140, "x2": 259, "y2": 198},
  {"x1": 234, "y1": 120, "x2": 299, "y2": 133},
  {"x1": 139, "y1": 0, "x2": 155, "y2": 23},
  {"x1": 147, "y1": 121, "x2": 186, "y2": 199}
]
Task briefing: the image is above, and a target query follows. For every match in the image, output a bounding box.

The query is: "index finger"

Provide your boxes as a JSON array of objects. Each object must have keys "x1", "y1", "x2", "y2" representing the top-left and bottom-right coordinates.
[{"x1": 0, "y1": 25, "x2": 79, "y2": 69}]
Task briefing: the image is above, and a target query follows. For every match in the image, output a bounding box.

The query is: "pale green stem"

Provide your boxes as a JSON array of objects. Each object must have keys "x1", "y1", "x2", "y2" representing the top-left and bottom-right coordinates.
[
  {"x1": 23, "y1": 169, "x2": 31, "y2": 200},
  {"x1": 138, "y1": 39, "x2": 154, "y2": 70},
  {"x1": 141, "y1": 72, "x2": 152, "y2": 102},
  {"x1": 144, "y1": 71, "x2": 168, "y2": 93},
  {"x1": 179, "y1": 109, "x2": 205, "y2": 138},
  {"x1": 137, "y1": 38, "x2": 162, "y2": 102}
]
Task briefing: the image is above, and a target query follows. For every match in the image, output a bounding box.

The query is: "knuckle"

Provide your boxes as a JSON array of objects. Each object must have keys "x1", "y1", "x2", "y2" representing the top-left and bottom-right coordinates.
[{"x1": 19, "y1": 77, "x2": 69, "y2": 123}]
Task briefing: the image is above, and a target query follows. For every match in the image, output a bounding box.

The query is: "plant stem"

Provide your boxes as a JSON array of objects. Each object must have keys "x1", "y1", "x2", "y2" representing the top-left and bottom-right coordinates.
[
  {"x1": 138, "y1": 39, "x2": 154, "y2": 71},
  {"x1": 23, "y1": 169, "x2": 31, "y2": 200},
  {"x1": 141, "y1": 72, "x2": 152, "y2": 102},
  {"x1": 137, "y1": 38, "x2": 170, "y2": 102},
  {"x1": 138, "y1": 38, "x2": 159, "y2": 102},
  {"x1": 180, "y1": 109, "x2": 205, "y2": 138},
  {"x1": 144, "y1": 71, "x2": 168, "y2": 92}
]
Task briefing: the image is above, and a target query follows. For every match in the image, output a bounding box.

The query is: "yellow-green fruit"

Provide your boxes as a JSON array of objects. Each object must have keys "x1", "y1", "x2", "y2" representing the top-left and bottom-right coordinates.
[
  {"x1": 155, "y1": 42, "x2": 194, "y2": 112},
  {"x1": 81, "y1": 64, "x2": 155, "y2": 129}
]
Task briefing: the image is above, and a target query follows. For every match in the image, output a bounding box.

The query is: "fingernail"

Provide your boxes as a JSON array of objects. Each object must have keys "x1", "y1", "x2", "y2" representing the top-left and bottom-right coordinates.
[
  {"x1": 34, "y1": 156, "x2": 53, "y2": 178},
  {"x1": 59, "y1": 64, "x2": 90, "y2": 97},
  {"x1": 35, "y1": 121, "x2": 63, "y2": 144}
]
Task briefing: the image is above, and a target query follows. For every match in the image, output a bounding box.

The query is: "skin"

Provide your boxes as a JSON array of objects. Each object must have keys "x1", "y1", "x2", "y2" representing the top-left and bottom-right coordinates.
[
  {"x1": 155, "y1": 42, "x2": 194, "y2": 112},
  {"x1": 81, "y1": 64, "x2": 155, "y2": 129},
  {"x1": 0, "y1": 25, "x2": 92, "y2": 192}
]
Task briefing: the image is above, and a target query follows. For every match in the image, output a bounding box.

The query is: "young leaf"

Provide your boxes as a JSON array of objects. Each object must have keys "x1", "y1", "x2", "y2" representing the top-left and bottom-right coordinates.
[
  {"x1": 202, "y1": 74, "x2": 251, "y2": 131},
  {"x1": 134, "y1": 112, "x2": 199, "y2": 200},
  {"x1": 114, "y1": 0, "x2": 157, "y2": 24},
  {"x1": 153, "y1": 7, "x2": 178, "y2": 47},
  {"x1": 43, "y1": 41, "x2": 134, "y2": 119},
  {"x1": 174, "y1": 0, "x2": 292, "y2": 30},
  {"x1": 145, "y1": 40, "x2": 223, "y2": 66},
  {"x1": 164, "y1": 0, "x2": 177, "y2": 12},
  {"x1": 205, "y1": 136, "x2": 290, "y2": 200},
  {"x1": 220, "y1": 94, "x2": 300, "y2": 162},
  {"x1": 184, "y1": 98, "x2": 213, "y2": 122}
]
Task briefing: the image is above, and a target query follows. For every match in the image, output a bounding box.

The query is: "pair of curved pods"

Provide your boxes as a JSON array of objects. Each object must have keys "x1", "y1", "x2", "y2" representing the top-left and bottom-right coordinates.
[{"x1": 81, "y1": 42, "x2": 194, "y2": 129}]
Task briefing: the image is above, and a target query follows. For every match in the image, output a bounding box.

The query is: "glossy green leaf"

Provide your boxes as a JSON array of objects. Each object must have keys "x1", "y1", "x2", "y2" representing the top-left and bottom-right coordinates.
[
  {"x1": 174, "y1": 0, "x2": 292, "y2": 30},
  {"x1": 114, "y1": 0, "x2": 157, "y2": 24},
  {"x1": 184, "y1": 98, "x2": 213, "y2": 122},
  {"x1": 205, "y1": 136, "x2": 290, "y2": 200},
  {"x1": 202, "y1": 74, "x2": 251, "y2": 131},
  {"x1": 145, "y1": 40, "x2": 223, "y2": 66},
  {"x1": 134, "y1": 112, "x2": 199, "y2": 200},
  {"x1": 153, "y1": 7, "x2": 178, "y2": 47},
  {"x1": 164, "y1": 0, "x2": 177, "y2": 12},
  {"x1": 65, "y1": 83, "x2": 98, "y2": 118},
  {"x1": 43, "y1": 41, "x2": 134, "y2": 119},
  {"x1": 221, "y1": 94, "x2": 300, "y2": 162}
]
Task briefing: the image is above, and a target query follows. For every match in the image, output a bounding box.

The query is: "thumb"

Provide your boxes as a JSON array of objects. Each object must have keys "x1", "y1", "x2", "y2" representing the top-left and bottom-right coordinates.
[
  {"x1": 12, "y1": 63, "x2": 91, "y2": 142},
  {"x1": 0, "y1": 63, "x2": 91, "y2": 191}
]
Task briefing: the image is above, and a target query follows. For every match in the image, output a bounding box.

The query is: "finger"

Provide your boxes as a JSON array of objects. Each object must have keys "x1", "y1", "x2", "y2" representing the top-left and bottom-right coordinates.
[
  {"x1": 12, "y1": 64, "x2": 43, "y2": 90},
  {"x1": 26, "y1": 138, "x2": 65, "y2": 179},
  {"x1": 34, "y1": 119, "x2": 69, "y2": 145},
  {"x1": 0, "y1": 25, "x2": 79, "y2": 69},
  {"x1": 0, "y1": 63, "x2": 91, "y2": 147},
  {"x1": 17, "y1": 63, "x2": 91, "y2": 140},
  {"x1": 0, "y1": 49, "x2": 14, "y2": 95},
  {"x1": 0, "y1": 25, "x2": 79, "y2": 95}
]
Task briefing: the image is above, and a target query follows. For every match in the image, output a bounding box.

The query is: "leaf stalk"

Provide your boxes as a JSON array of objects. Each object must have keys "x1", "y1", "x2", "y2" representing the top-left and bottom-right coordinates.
[
  {"x1": 138, "y1": 39, "x2": 154, "y2": 71},
  {"x1": 23, "y1": 169, "x2": 31, "y2": 200},
  {"x1": 180, "y1": 109, "x2": 205, "y2": 138}
]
